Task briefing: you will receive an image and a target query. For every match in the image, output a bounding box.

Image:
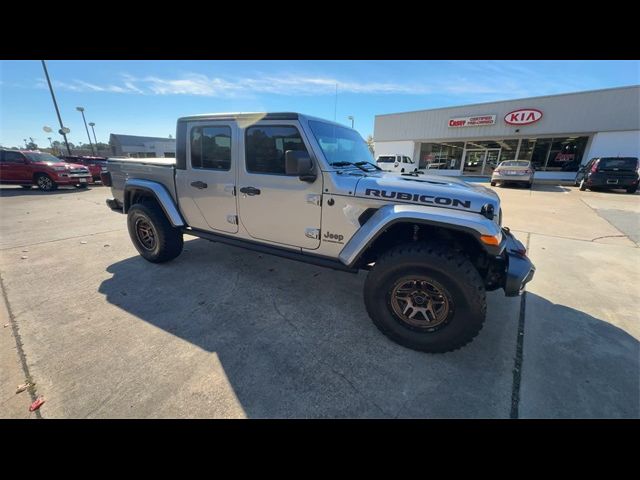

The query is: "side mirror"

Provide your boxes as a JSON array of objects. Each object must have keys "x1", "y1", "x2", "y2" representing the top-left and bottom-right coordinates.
[{"x1": 285, "y1": 150, "x2": 316, "y2": 182}]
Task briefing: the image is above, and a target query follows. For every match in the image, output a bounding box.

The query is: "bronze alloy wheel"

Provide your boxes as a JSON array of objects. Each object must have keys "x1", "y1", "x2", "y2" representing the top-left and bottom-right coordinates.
[
  {"x1": 135, "y1": 217, "x2": 157, "y2": 251},
  {"x1": 390, "y1": 277, "x2": 452, "y2": 330}
]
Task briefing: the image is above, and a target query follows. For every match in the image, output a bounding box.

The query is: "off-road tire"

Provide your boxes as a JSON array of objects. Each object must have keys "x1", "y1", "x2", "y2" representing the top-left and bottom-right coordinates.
[
  {"x1": 364, "y1": 242, "x2": 486, "y2": 353},
  {"x1": 490, "y1": 181, "x2": 496, "y2": 186},
  {"x1": 579, "y1": 179, "x2": 587, "y2": 191},
  {"x1": 127, "y1": 202, "x2": 183, "y2": 263},
  {"x1": 35, "y1": 174, "x2": 57, "y2": 191},
  {"x1": 627, "y1": 185, "x2": 638, "y2": 194}
]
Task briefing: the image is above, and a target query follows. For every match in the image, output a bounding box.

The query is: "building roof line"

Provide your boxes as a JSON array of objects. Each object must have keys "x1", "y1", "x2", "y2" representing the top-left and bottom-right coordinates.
[{"x1": 374, "y1": 84, "x2": 640, "y2": 118}]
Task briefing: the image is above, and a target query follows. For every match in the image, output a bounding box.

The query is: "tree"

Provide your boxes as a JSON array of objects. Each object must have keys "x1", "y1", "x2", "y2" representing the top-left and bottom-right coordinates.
[
  {"x1": 366, "y1": 135, "x2": 375, "y2": 156},
  {"x1": 26, "y1": 141, "x2": 38, "y2": 150}
]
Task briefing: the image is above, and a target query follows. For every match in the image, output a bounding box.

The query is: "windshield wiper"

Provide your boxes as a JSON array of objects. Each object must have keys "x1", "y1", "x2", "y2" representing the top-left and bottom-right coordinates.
[
  {"x1": 355, "y1": 161, "x2": 383, "y2": 171},
  {"x1": 330, "y1": 161, "x2": 380, "y2": 172}
]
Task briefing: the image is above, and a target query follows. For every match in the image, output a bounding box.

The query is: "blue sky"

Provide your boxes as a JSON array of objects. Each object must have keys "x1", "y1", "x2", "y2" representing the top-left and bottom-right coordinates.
[{"x1": 1, "y1": 60, "x2": 638, "y2": 148}]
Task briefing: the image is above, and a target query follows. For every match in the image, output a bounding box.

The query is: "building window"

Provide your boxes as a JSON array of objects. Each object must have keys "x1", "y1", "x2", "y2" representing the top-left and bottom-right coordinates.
[
  {"x1": 495, "y1": 140, "x2": 519, "y2": 162},
  {"x1": 530, "y1": 138, "x2": 552, "y2": 170},
  {"x1": 191, "y1": 126, "x2": 232, "y2": 170},
  {"x1": 164, "y1": 152, "x2": 176, "y2": 158},
  {"x1": 517, "y1": 139, "x2": 536, "y2": 162},
  {"x1": 544, "y1": 136, "x2": 588, "y2": 172},
  {"x1": 419, "y1": 142, "x2": 464, "y2": 170},
  {"x1": 145, "y1": 152, "x2": 156, "y2": 158},
  {"x1": 245, "y1": 125, "x2": 308, "y2": 175}
]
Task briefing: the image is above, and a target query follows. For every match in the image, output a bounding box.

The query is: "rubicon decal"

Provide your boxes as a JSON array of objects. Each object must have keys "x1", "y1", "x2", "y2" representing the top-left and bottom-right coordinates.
[
  {"x1": 365, "y1": 189, "x2": 472, "y2": 209},
  {"x1": 504, "y1": 108, "x2": 543, "y2": 125}
]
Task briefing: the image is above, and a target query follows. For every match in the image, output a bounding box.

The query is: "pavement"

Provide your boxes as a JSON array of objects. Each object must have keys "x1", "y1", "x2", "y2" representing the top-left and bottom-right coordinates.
[{"x1": 0, "y1": 182, "x2": 638, "y2": 418}]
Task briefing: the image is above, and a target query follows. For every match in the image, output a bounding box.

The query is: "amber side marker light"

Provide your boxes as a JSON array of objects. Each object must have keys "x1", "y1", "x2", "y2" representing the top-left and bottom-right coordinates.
[{"x1": 480, "y1": 234, "x2": 501, "y2": 246}]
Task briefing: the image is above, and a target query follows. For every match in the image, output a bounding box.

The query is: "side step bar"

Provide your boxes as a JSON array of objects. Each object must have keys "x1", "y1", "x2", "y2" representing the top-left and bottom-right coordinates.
[{"x1": 183, "y1": 227, "x2": 359, "y2": 274}]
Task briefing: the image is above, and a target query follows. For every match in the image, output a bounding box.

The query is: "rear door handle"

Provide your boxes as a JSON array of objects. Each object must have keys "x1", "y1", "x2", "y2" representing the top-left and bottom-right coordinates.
[
  {"x1": 239, "y1": 186, "x2": 261, "y2": 196},
  {"x1": 190, "y1": 181, "x2": 208, "y2": 189}
]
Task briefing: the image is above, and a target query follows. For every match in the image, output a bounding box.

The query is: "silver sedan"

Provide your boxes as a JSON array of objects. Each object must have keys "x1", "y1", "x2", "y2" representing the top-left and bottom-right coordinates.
[{"x1": 491, "y1": 160, "x2": 534, "y2": 188}]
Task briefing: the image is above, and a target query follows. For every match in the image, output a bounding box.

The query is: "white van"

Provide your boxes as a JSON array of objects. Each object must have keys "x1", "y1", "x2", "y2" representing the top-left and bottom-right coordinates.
[{"x1": 376, "y1": 154, "x2": 419, "y2": 174}]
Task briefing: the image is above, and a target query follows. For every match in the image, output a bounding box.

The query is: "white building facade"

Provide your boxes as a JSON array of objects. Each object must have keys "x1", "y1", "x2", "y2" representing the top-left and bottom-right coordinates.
[{"x1": 373, "y1": 86, "x2": 640, "y2": 181}]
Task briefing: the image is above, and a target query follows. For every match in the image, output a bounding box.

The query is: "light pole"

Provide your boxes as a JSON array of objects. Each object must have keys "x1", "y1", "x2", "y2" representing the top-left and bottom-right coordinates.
[
  {"x1": 348, "y1": 116, "x2": 354, "y2": 128},
  {"x1": 76, "y1": 107, "x2": 96, "y2": 155},
  {"x1": 41, "y1": 60, "x2": 72, "y2": 156},
  {"x1": 88, "y1": 122, "x2": 98, "y2": 154}
]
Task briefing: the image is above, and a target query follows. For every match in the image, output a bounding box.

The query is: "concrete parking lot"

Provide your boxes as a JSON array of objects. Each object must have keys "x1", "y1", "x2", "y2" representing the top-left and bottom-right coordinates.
[{"x1": 1, "y1": 182, "x2": 638, "y2": 418}]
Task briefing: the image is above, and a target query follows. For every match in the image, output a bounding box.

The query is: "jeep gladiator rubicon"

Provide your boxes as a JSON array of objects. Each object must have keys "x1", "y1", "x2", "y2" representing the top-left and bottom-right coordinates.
[{"x1": 103, "y1": 112, "x2": 535, "y2": 353}]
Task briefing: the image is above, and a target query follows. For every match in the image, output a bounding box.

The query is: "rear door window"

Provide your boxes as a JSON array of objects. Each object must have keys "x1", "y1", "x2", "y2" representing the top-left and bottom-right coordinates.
[{"x1": 191, "y1": 126, "x2": 232, "y2": 170}]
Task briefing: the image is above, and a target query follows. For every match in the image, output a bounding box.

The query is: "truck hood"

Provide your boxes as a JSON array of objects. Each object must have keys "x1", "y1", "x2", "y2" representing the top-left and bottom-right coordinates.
[
  {"x1": 33, "y1": 161, "x2": 86, "y2": 169},
  {"x1": 354, "y1": 172, "x2": 500, "y2": 214}
]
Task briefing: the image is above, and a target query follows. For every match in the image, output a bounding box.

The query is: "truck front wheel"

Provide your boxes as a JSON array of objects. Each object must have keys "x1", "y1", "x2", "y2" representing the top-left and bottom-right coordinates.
[
  {"x1": 127, "y1": 203, "x2": 183, "y2": 263},
  {"x1": 364, "y1": 242, "x2": 486, "y2": 353}
]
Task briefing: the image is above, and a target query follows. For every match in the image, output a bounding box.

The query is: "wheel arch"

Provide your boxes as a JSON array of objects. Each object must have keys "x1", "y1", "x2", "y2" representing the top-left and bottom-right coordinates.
[
  {"x1": 123, "y1": 179, "x2": 184, "y2": 227},
  {"x1": 339, "y1": 204, "x2": 503, "y2": 269}
]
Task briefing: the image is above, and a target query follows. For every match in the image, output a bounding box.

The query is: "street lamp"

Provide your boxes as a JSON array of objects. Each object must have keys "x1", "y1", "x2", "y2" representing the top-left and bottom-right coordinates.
[
  {"x1": 76, "y1": 106, "x2": 96, "y2": 155},
  {"x1": 348, "y1": 115, "x2": 354, "y2": 128},
  {"x1": 41, "y1": 60, "x2": 72, "y2": 156},
  {"x1": 88, "y1": 122, "x2": 98, "y2": 153}
]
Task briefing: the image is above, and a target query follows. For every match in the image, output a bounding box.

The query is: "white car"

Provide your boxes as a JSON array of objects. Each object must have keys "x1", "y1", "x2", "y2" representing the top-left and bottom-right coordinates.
[{"x1": 376, "y1": 154, "x2": 419, "y2": 174}]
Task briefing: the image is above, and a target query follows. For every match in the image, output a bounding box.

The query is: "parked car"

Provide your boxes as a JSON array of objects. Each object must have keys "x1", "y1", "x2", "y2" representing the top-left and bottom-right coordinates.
[
  {"x1": 60, "y1": 155, "x2": 108, "y2": 182},
  {"x1": 0, "y1": 149, "x2": 92, "y2": 191},
  {"x1": 575, "y1": 157, "x2": 639, "y2": 193},
  {"x1": 376, "y1": 154, "x2": 419, "y2": 174},
  {"x1": 490, "y1": 160, "x2": 534, "y2": 188},
  {"x1": 102, "y1": 112, "x2": 535, "y2": 353}
]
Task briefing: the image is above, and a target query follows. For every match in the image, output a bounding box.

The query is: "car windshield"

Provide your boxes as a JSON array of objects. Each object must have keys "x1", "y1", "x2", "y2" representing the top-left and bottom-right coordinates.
[
  {"x1": 377, "y1": 156, "x2": 395, "y2": 163},
  {"x1": 23, "y1": 152, "x2": 61, "y2": 163},
  {"x1": 308, "y1": 120, "x2": 374, "y2": 167},
  {"x1": 500, "y1": 161, "x2": 530, "y2": 167},
  {"x1": 598, "y1": 157, "x2": 638, "y2": 171}
]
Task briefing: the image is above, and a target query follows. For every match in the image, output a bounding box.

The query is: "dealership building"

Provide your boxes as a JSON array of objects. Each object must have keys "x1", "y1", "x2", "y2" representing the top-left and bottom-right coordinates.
[{"x1": 373, "y1": 85, "x2": 640, "y2": 181}]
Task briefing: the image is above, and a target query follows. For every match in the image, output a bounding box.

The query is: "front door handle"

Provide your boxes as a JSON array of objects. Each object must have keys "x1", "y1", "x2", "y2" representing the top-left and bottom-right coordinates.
[
  {"x1": 190, "y1": 181, "x2": 208, "y2": 189},
  {"x1": 239, "y1": 186, "x2": 261, "y2": 196}
]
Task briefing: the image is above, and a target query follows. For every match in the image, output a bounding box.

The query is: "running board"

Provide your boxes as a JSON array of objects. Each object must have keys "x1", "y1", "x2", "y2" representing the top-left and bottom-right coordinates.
[{"x1": 183, "y1": 227, "x2": 359, "y2": 274}]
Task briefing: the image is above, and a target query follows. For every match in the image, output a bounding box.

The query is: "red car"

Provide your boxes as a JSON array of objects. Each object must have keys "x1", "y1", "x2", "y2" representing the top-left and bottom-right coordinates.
[
  {"x1": 60, "y1": 155, "x2": 108, "y2": 182},
  {"x1": 0, "y1": 149, "x2": 92, "y2": 191}
]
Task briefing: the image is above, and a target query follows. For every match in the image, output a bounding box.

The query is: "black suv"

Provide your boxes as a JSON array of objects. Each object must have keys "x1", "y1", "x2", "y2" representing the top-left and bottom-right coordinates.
[{"x1": 575, "y1": 157, "x2": 639, "y2": 193}]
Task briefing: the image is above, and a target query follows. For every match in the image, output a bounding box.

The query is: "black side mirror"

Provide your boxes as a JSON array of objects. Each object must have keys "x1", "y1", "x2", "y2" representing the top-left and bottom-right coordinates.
[{"x1": 285, "y1": 150, "x2": 316, "y2": 182}]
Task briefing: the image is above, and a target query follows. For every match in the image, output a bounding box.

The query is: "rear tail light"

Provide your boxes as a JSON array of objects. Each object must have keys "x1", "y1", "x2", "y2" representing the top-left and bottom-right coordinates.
[
  {"x1": 525, "y1": 169, "x2": 533, "y2": 174},
  {"x1": 591, "y1": 162, "x2": 599, "y2": 173}
]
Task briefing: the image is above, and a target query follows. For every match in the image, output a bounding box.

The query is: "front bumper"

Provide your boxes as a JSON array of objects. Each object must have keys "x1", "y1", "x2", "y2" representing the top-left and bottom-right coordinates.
[
  {"x1": 501, "y1": 228, "x2": 535, "y2": 296},
  {"x1": 55, "y1": 173, "x2": 92, "y2": 185}
]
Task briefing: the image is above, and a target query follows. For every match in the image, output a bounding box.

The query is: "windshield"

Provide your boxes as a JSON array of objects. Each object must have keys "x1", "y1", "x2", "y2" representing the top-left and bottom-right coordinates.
[
  {"x1": 500, "y1": 161, "x2": 530, "y2": 167},
  {"x1": 599, "y1": 157, "x2": 638, "y2": 171},
  {"x1": 377, "y1": 156, "x2": 395, "y2": 163},
  {"x1": 308, "y1": 120, "x2": 374, "y2": 167},
  {"x1": 23, "y1": 152, "x2": 61, "y2": 163}
]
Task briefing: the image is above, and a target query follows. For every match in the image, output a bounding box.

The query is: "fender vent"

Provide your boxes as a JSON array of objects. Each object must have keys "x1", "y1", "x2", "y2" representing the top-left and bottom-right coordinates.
[{"x1": 358, "y1": 208, "x2": 379, "y2": 226}]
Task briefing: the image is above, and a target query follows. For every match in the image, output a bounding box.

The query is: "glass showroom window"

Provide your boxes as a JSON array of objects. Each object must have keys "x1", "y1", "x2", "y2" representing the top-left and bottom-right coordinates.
[
  {"x1": 496, "y1": 140, "x2": 519, "y2": 162},
  {"x1": 518, "y1": 139, "x2": 536, "y2": 162},
  {"x1": 530, "y1": 138, "x2": 552, "y2": 170},
  {"x1": 544, "y1": 136, "x2": 588, "y2": 172},
  {"x1": 419, "y1": 142, "x2": 464, "y2": 170}
]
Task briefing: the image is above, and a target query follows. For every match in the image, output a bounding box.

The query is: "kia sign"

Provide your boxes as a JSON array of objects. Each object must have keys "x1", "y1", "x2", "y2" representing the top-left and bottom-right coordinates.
[
  {"x1": 448, "y1": 115, "x2": 496, "y2": 128},
  {"x1": 504, "y1": 108, "x2": 543, "y2": 125}
]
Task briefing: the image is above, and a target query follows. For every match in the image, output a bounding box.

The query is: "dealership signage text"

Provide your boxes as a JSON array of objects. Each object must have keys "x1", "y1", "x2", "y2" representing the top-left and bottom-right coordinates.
[
  {"x1": 448, "y1": 115, "x2": 496, "y2": 128},
  {"x1": 504, "y1": 108, "x2": 543, "y2": 125}
]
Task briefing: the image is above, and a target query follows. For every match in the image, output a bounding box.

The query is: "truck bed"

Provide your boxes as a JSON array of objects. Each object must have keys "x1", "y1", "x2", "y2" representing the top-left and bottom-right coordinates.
[{"x1": 106, "y1": 157, "x2": 177, "y2": 204}]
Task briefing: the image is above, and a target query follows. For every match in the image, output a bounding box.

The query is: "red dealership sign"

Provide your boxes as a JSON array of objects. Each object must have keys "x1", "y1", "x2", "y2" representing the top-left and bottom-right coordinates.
[
  {"x1": 504, "y1": 108, "x2": 543, "y2": 125},
  {"x1": 448, "y1": 115, "x2": 496, "y2": 128}
]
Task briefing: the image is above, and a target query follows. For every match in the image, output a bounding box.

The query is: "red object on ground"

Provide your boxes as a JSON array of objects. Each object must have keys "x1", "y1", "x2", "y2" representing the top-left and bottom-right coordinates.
[{"x1": 29, "y1": 397, "x2": 45, "y2": 412}]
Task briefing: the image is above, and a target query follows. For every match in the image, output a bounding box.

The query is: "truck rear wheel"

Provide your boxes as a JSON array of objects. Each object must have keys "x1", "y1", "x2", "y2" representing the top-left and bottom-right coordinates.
[
  {"x1": 364, "y1": 242, "x2": 486, "y2": 353},
  {"x1": 127, "y1": 203, "x2": 183, "y2": 263}
]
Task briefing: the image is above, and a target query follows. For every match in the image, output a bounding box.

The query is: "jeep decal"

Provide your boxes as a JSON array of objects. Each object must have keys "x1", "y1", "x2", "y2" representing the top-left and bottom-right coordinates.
[
  {"x1": 323, "y1": 231, "x2": 345, "y2": 244},
  {"x1": 364, "y1": 188, "x2": 472, "y2": 209}
]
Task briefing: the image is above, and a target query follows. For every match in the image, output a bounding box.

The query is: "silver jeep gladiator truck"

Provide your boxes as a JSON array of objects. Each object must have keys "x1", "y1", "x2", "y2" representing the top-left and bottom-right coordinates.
[{"x1": 103, "y1": 112, "x2": 535, "y2": 353}]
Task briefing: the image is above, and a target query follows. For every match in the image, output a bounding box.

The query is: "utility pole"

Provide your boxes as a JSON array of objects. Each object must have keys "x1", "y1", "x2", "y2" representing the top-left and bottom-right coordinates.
[
  {"x1": 77, "y1": 107, "x2": 96, "y2": 155},
  {"x1": 41, "y1": 60, "x2": 72, "y2": 156}
]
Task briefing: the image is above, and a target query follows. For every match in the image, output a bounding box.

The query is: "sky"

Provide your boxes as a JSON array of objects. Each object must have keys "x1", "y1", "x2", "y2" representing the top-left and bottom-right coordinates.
[{"x1": 1, "y1": 60, "x2": 638, "y2": 148}]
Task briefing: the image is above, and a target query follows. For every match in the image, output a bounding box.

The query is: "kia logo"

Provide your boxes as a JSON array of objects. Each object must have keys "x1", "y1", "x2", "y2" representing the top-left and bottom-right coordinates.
[{"x1": 504, "y1": 108, "x2": 543, "y2": 125}]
